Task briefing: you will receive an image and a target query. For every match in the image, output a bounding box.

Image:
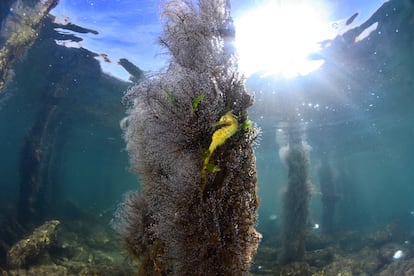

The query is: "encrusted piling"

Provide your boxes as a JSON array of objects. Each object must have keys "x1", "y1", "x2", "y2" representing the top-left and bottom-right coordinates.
[{"x1": 115, "y1": 0, "x2": 260, "y2": 274}]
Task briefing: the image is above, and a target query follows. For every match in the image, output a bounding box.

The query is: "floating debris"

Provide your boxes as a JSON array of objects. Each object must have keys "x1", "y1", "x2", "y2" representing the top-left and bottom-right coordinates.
[{"x1": 393, "y1": 250, "x2": 404, "y2": 260}]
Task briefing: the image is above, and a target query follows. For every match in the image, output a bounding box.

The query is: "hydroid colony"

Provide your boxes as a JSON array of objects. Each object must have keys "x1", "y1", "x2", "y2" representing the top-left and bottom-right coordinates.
[{"x1": 115, "y1": 0, "x2": 260, "y2": 274}]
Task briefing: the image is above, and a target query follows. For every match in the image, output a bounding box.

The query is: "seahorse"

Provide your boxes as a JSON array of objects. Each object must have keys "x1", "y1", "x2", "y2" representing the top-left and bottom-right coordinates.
[{"x1": 201, "y1": 111, "x2": 238, "y2": 192}]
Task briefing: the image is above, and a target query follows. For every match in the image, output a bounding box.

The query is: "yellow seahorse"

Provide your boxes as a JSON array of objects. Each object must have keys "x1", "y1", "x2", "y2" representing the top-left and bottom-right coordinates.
[{"x1": 201, "y1": 111, "x2": 238, "y2": 192}]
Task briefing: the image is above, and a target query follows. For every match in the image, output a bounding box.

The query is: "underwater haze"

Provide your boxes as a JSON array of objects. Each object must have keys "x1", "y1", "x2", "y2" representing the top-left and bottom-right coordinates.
[{"x1": 1, "y1": 0, "x2": 414, "y2": 274}]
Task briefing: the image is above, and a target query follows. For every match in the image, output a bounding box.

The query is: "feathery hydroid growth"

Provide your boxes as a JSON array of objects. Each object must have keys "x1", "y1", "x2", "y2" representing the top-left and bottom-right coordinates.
[
  {"x1": 278, "y1": 122, "x2": 312, "y2": 264},
  {"x1": 115, "y1": 0, "x2": 260, "y2": 274}
]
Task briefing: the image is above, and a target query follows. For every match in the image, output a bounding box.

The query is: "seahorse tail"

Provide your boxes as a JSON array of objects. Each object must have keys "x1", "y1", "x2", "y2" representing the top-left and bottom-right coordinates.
[
  {"x1": 201, "y1": 170, "x2": 207, "y2": 193},
  {"x1": 201, "y1": 151, "x2": 211, "y2": 193}
]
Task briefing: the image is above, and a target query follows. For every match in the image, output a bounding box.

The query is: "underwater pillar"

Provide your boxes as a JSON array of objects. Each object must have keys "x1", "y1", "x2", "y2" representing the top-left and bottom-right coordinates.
[
  {"x1": 0, "y1": 0, "x2": 58, "y2": 91},
  {"x1": 115, "y1": 0, "x2": 260, "y2": 275},
  {"x1": 318, "y1": 159, "x2": 338, "y2": 234},
  {"x1": 281, "y1": 122, "x2": 312, "y2": 264},
  {"x1": 18, "y1": 83, "x2": 64, "y2": 225}
]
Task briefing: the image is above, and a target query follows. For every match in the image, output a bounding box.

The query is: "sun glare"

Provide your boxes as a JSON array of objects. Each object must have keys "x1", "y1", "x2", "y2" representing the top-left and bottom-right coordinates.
[{"x1": 234, "y1": 1, "x2": 333, "y2": 78}]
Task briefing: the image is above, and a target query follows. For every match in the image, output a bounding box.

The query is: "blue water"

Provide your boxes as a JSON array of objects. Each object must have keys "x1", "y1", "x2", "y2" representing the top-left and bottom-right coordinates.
[{"x1": 0, "y1": 0, "x2": 413, "y2": 273}]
